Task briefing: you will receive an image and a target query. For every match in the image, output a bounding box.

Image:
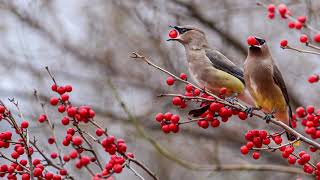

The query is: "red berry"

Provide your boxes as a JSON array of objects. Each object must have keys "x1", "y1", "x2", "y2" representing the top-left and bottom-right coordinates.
[
  {"x1": 252, "y1": 152, "x2": 260, "y2": 159},
  {"x1": 38, "y1": 114, "x2": 47, "y2": 123},
  {"x1": 51, "y1": 152, "x2": 58, "y2": 159},
  {"x1": 69, "y1": 150, "x2": 78, "y2": 159},
  {"x1": 65, "y1": 85, "x2": 73, "y2": 92},
  {"x1": 21, "y1": 174, "x2": 30, "y2": 180},
  {"x1": 246, "y1": 141, "x2": 254, "y2": 149},
  {"x1": 268, "y1": 12, "x2": 275, "y2": 19},
  {"x1": 262, "y1": 138, "x2": 270, "y2": 145},
  {"x1": 80, "y1": 156, "x2": 91, "y2": 166},
  {"x1": 57, "y1": 86, "x2": 66, "y2": 95},
  {"x1": 267, "y1": 4, "x2": 275, "y2": 12},
  {"x1": 61, "y1": 117, "x2": 70, "y2": 125},
  {"x1": 198, "y1": 120, "x2": 209, "y2": 129},
  {"x1": 58, "y1": 105, "x2": 66, "y2": 113},
  {"x1": 238, "y1": 112, "x2": 247, "y2": 120},
  {"x1": 166, "y1": 76, "x2": 175, "y2": 86},
  {"x1": 170, "y1": 115, "x2": 180, "y2": 124},
  {"x1": 308, "y1": 75, "x2": 319, "y2": 83},
  {"x1": 278, "y1": 4, "x2": 288, "y2": 16},
  {"x1": 61, "y1": 94, "x2": 69, "y2": 102},
  {"x1": 50, "y1": 97, "x2": 59, "y2": 106},
  {"x1": 310, "y1": 146, "x2": 317, "y2": 152},
  {"x1": 314, "y1": 33, "x2": 320, "y2": 43},
  {"x1": 301, "y1": 154, "x2": 311, "y2": 162},
  {"x1": 295, "y1": 21, "x2": 302, "y2": 29},
  {"x1": 274, "y1": 136, "x2": 282, "y2": 144},
  {"x1": 300, "y1": 34, "x2": 308, "y2": 43},
  {"x1": 127, "y1": 152, "x2": 134, "y2": 158},
  {"x1": 247, "y1": 36, "x2": 258, "y2": 46},
  {"x1": 193, "y1": 89, "x2": 201, "y2": 96},
  {"x1": 67, "y1": 107, "x2": 77, "y2": 117},
  {"x1": 288, "y1": 155, "x2": 296, "y2": 164},
  {"x1": 211, "y1": 119, "x2": 220, "y2": 127},
  {"x1": 185, "y1": 84, "x2": 193, "y2": 92},
  {"x1": 164, "y1": 112, "x2": 173, "y2": 120},
  {"x1": 95, "y1": 128, "x2": 104, "y2": 136},
  {"x1": 155, "y1": 113, "x2": 164, "y2": 122},
  {"x1": 169, "y1": 123, "x2": 179, "y2": 133},
  {"x1": 63, "y1": 155, "x2": 70, "y2": 162},
  {"x1": 51, "y1": 84, "x2": 58, "y2": 91},
  {"x1": 113, "y1": 164, "x2": 123, "y2": 173},
  {"x1": 11, "y1": 151, "x2": 19, "y2": 159},
  {"x1": 296, "y1": 106, "x2": 305, "y2": 117},
  {"x1": 240, "y1": 145, "x2": 249, "y2": 154},
  {"x1": 118, "y1": 143, "x2": 127, "y2": 153},
  {"x1": 297, "y1": 16, "x2": 307, "y2": 23},
  {"x1": 219, "y1": 107, "x2": 230, "y2": 118},
  {"x1": 162, "y1": 125, "x2": 170, "y2": 133},
  {"x1": 172, "y1": 96, "x2": 182, "y2": 106},
  {"x1": 180, "y1": 73, "x2": 187, "y2": 80},
  {"x1": 72, "y1": 136, "x2": 83, "y2": 146},
  {"x1": 280, "y1": 39, "x2": 288, "y2": 47},
  {"x1": 306, "y1": 106, "x2": 315, "y2": 114},
  {"x1": 33, "y1": 168, "x2": 43, "y2": 177},
  {"x1": 287, "y1": 21, "x2": 295, "y2": 29},
  {"x1": 60, "y1": 169, "x2": 68, "y2": 176},
  {"x1": 210, "y1": 102, "x2": 222, "y2": 112},
  {"x1": 21, "y1": 121, "x2": 29, "y2": 129},
  {"x1": 48, "y1": 137, "x2": 55, "y2": 144}
]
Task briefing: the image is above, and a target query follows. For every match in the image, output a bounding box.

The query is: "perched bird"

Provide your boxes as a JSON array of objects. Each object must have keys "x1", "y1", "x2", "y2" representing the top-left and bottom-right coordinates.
[
  {"x1": 167, "y1": 25, "x2": 254, "y2": 116},
  {"x1": 244, "y1": 36, "x2": 296, "y2": 140}
]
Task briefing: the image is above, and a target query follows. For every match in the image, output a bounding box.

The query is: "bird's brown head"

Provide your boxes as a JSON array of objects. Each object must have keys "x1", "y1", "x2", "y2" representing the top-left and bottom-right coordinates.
[
  {"x1": 247, "y1": 36, "x2": 270, "y2": 57},
  {"x1": 167, "y1": 25, "x2": 208, "y2": 49}
]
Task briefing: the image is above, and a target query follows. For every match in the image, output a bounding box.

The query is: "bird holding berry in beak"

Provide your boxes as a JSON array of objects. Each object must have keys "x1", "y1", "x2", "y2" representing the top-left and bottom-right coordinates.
[
  {"x1": 167, "y1": 25, "x2": 254, "y2": 116},
  {"x1": 244, "y1": 36, "x2": 296, "y2": 141}
]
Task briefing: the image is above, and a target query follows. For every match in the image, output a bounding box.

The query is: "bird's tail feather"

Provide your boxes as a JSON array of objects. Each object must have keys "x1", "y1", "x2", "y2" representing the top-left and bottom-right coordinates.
[{"x1": 188, "y1": 105, "x2": 209, "y2": 117}]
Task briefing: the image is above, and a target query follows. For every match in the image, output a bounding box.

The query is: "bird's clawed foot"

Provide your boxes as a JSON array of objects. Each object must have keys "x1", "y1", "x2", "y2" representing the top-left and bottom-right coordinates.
[
  {"x1": 263, "y1": 113, "x2": 275, "y2": 123},
  {"x1": 225, "y1": 93, "x2": 239, "y2": 104},
  {"x1": 244, "y1": 107, "x2": 261, "y2": 117}
]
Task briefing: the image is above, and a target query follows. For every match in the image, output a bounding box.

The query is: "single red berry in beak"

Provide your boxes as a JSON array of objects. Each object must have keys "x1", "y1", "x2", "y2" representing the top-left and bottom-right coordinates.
[
  {"x1": 168, "y1": 29, "x2": 178, "y2": 38},
  {"x1": 247, "y1": 36, "x2": 258, "y2": 46}
]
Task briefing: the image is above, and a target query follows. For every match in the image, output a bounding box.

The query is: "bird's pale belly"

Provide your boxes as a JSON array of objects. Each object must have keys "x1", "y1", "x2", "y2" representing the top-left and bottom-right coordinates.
[{"x1": 189, "y1": 66, "x2": 244, "y2": 95}]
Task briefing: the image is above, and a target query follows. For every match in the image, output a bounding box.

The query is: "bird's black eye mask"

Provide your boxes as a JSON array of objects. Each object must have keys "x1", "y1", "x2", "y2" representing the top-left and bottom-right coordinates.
[
  {"x1": 170, "y1": 26, "x2": 192, "y2": 34},
  {"x1": 255, "y1": 37, "x2": 266, "y2": 45}
]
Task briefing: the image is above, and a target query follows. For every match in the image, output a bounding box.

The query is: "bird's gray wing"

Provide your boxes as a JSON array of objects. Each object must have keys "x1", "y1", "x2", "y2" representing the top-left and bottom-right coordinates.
[
  {"x1": 273, "y1": 64, "x2": 294, "y2": 128},
  {"x1": 205, "y1": 49, "x2": 245, "y2": 84},
  {"x1": 273, "y1": 65, "x2": 290, "y2": 105}
]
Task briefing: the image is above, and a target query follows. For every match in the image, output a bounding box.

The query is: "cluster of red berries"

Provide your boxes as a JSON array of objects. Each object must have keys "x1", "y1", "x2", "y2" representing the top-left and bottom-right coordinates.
[
  {"x1": 0, "y1": 131, "x2": 12, "y2": 148},
  {"x1": 49, "y1": 84, "x2": 96, "y2": 123},
  {"x1": 155, "y1": 112, "x2": 180, "y2": 133},
  {"x1": 265, "y1": 3, "x2": 320, "y2": 46},
  {"x1": 0, "y1": 79, "x2": 141, "y2": 180},
  {"x1": 156, "y1": 74, "x2": 248, "y2": 133},
  {"x1": 296, "y1": 106, "x2": 320, "y2": 139},
  {"x1": 240, "y1": 129, "x2": 320, "y2": 176},
  {"x1": 240, "y1": 130, "x2": 275, "y2": 159}
]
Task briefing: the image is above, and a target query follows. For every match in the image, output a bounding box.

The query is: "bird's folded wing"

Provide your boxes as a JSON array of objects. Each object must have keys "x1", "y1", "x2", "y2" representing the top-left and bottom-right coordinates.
[
  {"x1": 273, "y1": 65, "x2": 292, "y2": 118},
  {"x1": 205, "y1": 49, "x2": 245, "y2": 84}
]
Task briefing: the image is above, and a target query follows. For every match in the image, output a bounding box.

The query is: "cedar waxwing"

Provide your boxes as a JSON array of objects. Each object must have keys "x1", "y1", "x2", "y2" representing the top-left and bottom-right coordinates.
[
  {"x1": 244, "y1": 36, "x2": 296, "y2": 141},
  {"x1": 167, "y1": 25, "x2": 254, "y2": 116}
]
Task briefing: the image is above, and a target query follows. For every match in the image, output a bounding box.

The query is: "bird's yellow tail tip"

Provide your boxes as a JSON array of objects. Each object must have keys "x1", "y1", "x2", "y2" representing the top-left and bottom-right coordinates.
[{"x1": 292, "y1": 140, "x2": 300, "y2": 147}]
